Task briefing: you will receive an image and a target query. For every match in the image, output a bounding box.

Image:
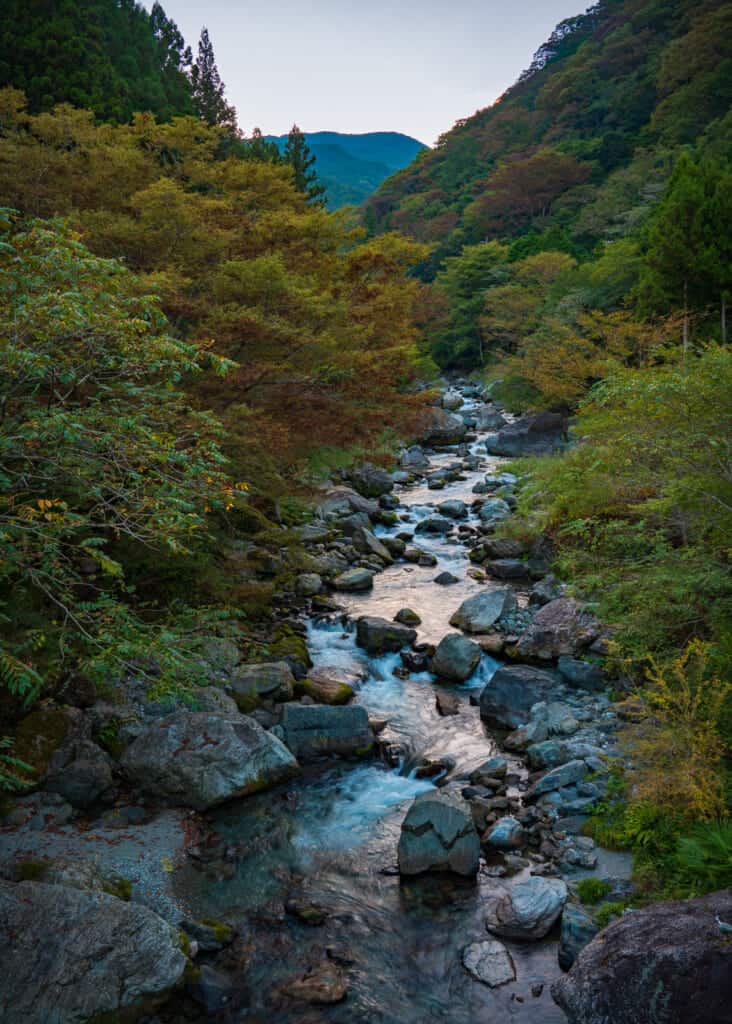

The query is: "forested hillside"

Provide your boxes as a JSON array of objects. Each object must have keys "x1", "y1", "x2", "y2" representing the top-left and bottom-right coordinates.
[{"x1": 266, "y1": 131, "x2": 428, "y2": 208}]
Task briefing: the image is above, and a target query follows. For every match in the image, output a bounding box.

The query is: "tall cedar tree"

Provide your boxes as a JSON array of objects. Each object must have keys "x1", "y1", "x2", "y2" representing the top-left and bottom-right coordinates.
[
  {"x1": 284, "y1": 124, "x2": 326, "y2": 204},
  {"x1": 190, "y1": 27, "x2": 237, "y2": 132}
]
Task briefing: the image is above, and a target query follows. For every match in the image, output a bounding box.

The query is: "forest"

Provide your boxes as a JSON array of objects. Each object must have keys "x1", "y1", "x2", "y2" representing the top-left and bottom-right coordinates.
[{"x1": 0, "y1": 2, "x2": 730, "y2": 1022}]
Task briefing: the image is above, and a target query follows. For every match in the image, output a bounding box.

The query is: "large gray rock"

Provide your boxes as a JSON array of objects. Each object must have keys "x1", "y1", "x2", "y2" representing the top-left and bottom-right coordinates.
[
  {"x1": 484, "y1": 816, "x2": 524, "y2": 851},
  {"x1": 485, "y1": 876, "x2": 568, "y2": 940},
  {"x1": 462, "y1": 939, "x2": 516, "y2": 987},
  {"x1": 479, "y1": 664, "x2": 558, "y2": 729},
  {"x1": 558, "y1": 655, "x2": 607, "y2": 692},
  {"x1": 442, "y1": 389, "x2": 464, "y2": 411},
  {"x1": 333, "y1": 568, "x2": 374, "y2": 592},
  {"x1": 552, "y1": 890, "x2": 732, "y2": 1023},
  {"x1": 400, "y1": 445, "x2": 430, "y2": 470},
  {"x1": 437, "y1": 499, "x2": 467, "y2": 519},
  {"x1": 318, "y1": 486, "x2": 379, "y2": 519},
  {"x1": 121, "y1": 711, "x2": 298, "y2": 810},
  {"x1": 398, "y1": 790, "x2": 480, "y2": 876},
  {"x1": 475, "y1": 407, "x2": 509, "y2": 431},
  {"x1": 450, "y1": 589, "x2": 517, "y2": 634},
  {"x1": 432, "y1": 633, "x2": 481, "y2": 682},
  {"x1": 356, "y1": 616, "x2": 417, "y2": 654},
  {"x1": 558, "y1": 903, "x2": 600, "y2": 971},
  {"x1": 351, "y1": 527, "x2": 393, "y2": 564},
  {"x1": 347, "y1": 462, "x2": 394, "y2": 498},
  {"x1": 281, "y1": 704, "x2": 373, "y2": 761},
  {"x1": 0, "y1": 880, "x2": 187, "y2": 1023},
  {"x1": 478, "y1": 498, "x2": 512, "y2": 525},
  {"x1": 231, "y1": 661, "x2": 295, "y2": 705},
  {"x1": 530, "y1": 759, "x2": 589, "y2": 798},
  {"x1": 417, "y1": 407, "x2": 467, "y2": 446},
  {"x1": 485, "y1": 412, "x2": 567, "y2": 458},
  {"x1": 517, "y1": 599, "x2": 600, "y2": 661},
  {"x1": 45, "y1": 739, "x2": 116, "y2": 809}
]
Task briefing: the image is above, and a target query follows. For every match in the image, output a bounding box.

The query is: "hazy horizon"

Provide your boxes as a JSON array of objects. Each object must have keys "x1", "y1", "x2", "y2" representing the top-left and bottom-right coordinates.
[{"x1": 147, "y1": 1, "x2": 587, "y2": 145}]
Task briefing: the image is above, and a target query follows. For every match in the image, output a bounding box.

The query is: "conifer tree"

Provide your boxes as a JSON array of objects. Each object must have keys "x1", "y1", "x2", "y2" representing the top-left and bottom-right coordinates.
[
  {"x1": 283, "y1": 124, "x2": 326, "y2": 204},
  {"x1": 190, "y1": 27, "x2": 237, "y2": 132}
]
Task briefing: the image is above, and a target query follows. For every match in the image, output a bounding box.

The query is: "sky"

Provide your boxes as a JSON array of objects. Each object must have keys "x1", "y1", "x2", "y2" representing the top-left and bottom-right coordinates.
[{"x1": 152, "y1": 1, "x2": 587, "y2": 146}]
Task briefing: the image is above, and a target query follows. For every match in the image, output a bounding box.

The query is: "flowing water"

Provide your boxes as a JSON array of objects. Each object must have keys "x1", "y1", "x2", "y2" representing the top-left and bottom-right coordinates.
[{"x1": 175, "y1": 396, "x2": 572, "y2": 1022}]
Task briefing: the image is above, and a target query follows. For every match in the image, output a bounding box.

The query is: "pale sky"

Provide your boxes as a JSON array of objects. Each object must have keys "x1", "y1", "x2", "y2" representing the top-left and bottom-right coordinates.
[{"x1": 151, "y1": 1, "x2": 587, "y2": 145}]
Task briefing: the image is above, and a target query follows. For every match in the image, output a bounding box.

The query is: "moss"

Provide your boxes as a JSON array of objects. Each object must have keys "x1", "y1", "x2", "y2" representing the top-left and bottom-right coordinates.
[
  {"x1": 595, "y1": 900, "x2": 630, "y2": 928},
  {"x1": 102, "y1": 876, "x2": 132, "y2": 902},
  {"x1": 178, "y1": 930, "x2": 193, "y2": 959},
  {"x1": 267, "y1": 625, "x2": 312, "y2": 670},
  {"x1": 17, "y1": 857, "x2": 51, "y2": 881},
  {"x1": 13, "y1": 708, "x2": 73, "y2": 776},
  {"x1": 232, "y1": 691, "x2": 261, "y2": 713},
  {"x1": 354, "y1": 742, "x2": 374, "y2": 758},
  {"x1": 295, "y1": 679, "x2": 354, "y2": 705},
  {"x1": 95, "y1": 719, "x2": 126, "y2": 760},
  {"x1": 198, "y1": 917, "x2": 234, "y2": 943}
]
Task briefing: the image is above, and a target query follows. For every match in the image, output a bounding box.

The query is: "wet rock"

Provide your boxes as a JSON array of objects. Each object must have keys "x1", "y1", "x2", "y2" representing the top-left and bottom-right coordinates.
[
  {"x1": 332, "y1": 567, "x2": 375, "y2": 592},
  {"x1": 442, "y1": 389, "x2": 464, "y2": 411},
  {"x1": 398, "y1": 790, "x2": 480, "y2": 876},
  {"x1": 318, "y1": 486, "x2": 379, "y2": 519},
  {"x1": 419, "y1": 551, "x2": 439, "y2": 567},
  {"x1": 297, "y1": 669, "x2": 355, "y2": 705},
  {"x1": 486, "y1": 412, "x2": 567, "y2": 458},
  {"x1": 478, "y1": 498, "x2": 512, "y2": 525},
  {"x1": 485, "y1": 876, "x2": 568, "y2": 940},
  {"x1": 295, "y1": 572, "x2": 323, "y2": 597},
  {"x1": 479, "y1": 664, "x2": 558, "y2": 729},
  {"x1": 484, "y1": 816, "x2": 524, "y2": 851},
  {"x1": 356, "y1": 616, "x2": 417, "y2": 654},
  {"x1": 476, "y1": 633, "x2": 505, "y2": 655},
  {"x1": 462, "y1": 939, "x2": 516, "y2": 987},
  {"x1": 45, "y1": 739, "x2": 116, "y2": 810},
  {"x1": 121, "y1": 711, "x2": 298, "y2": 810},
  {"x1": 417, "y1": 407, "x2": 467, "y2": 446},
  {"x1": 434, "y1": 571, "x2": 460, "y2": 585},
  {"x1": 558, "y1": 656, "x2": 607, "y2": 692},
  {"x1": 438, "y1": 499, "x2": 468, "y2": 519},
  {"x1": 471, "y1": 756, "x2": 508, "y2": 782},
  {"x1": 281, "y1": 703, "x2": 373, "y2": 760},
  {"x1": 487, "y1": 559, "x2": 530, "y2": 580},
  {"x1": 347, "y1": 461, "x2": 394, "y2": 498},
  {"x1": 529, "y1": 760, "x2": 588, "y2": 798},
  {"x1": 352, "y1": 526, "x2": 394, "y2": 563},
  {"x1": 415, "y1": 515, "x2": 453, "y2": 535},
  {"x1": 187, "y1": 965, "x2": 233, "y2": 1015},
  {"x1": 516, "y1": 599, "x2": 600, "y2": 661},
  {"x1": 285, "y1": 898, "x2": 328, "y2": 925},
  {"x1": 436, "y1": 691, "x2": 461, "y2": 716},
  {"x1": 289, "y1": 961, "x2": 347, "y2": 1004},
  {"x1": 400, "y1": 445, "x2": 430, "y2": 470},
  {"x1": 394, "y1": 607, "x2": 422, "y2": 626},
  {"x1": 450, "y1": 589, "x2": 517, "y2": 634},
  {"x1": 231, "y1": 661, "x2": 295, "y2": 707},
  {"x1": 0, "y1": 880, "x2": 187, "y2": 1023},
  {"x1": 558, "y1": 903, "x2": 600, "y2": 970},
  {"x1": 382, "y1": 535, "x2": 406, "y2": 557},
  {"x1": 401, "y1": 649, "x2": 431, "y2": 673},
  {"x1": 432, "y1": 633, "x2": 481, "y2": 682},
  {"x1": 181, "y1": 918, "x2": 234, "y2": 952},
  {"x1": 552, "y1": 890, "x2": 732, "y2": 1023}
]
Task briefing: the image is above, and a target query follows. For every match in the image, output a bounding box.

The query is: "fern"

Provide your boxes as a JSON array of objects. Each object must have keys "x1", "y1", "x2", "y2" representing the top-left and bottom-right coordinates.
[
  {"x1": 0, "y1": 736, "x2": 33, "y2": 793},
  {"x1": 0, "y1": 648, "x2": 42, "y2": 705}
]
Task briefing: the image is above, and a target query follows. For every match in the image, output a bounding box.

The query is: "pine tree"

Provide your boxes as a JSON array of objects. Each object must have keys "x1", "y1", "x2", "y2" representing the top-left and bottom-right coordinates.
[
  {"x1": 190, "y1": 27, "x2": 237, "y2": 132},
  {"x1": 283, "y1": 124, "x2": 326, "y2": 204},
  {"x1": 243, "y1": 127, "x2": 282, "y2": 164}
]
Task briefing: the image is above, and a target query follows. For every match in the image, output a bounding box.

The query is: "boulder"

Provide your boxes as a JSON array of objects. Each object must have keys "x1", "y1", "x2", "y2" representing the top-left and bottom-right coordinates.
[
  {"x1": 45, "y1": 739, "x2": 116, "y2": 810},
  {"x1": 0, "y1": 880, "x2": 187, "y2": 1023},
  {"x1": 479, "y1": 664, "x2": 558, "y2": 729},
  {"x1": 289, "y1": 962, "x2": 347, "y2": 1004},
  {"x1": 485, "y1": 876, "x2": 568, "y2": 940},
  {"x1": 552, "y1": 890, "x2": 732, "y2": 1024},
  {"x1": 356, "y1": 616, "x2": 417, "y2": 654},
  {"x1": 450, "y1": 589, "x2": 517, "y2": 634},
  {"x1": 400, "y1": 445, "x2": 430, "y2": 470},
  {"x1": 442, "y1": 390, "x2": 464, "y2": 411},
  {"x1": 437, "y1": 499, "x2": 468, "y2": 519},
  {"x1": 479, "y1": 498, "x2": 512, "y2": 525},
  {"x1": 432, "y1": 633, "x2": 481, "y2": 682},
  {"x1": 120, "y1": 711, "x2": 298, "y2": 810},
  {"x1": 484, "y1": 816, "x2": 524, "y2": 851},
  {"x1": 281, "y1": 704, "x2": 373, "y2": 760},
  {"x1": 297, "y1": 669, "x2": 355, "y2": 705},
  {"x1": 434, "y1": 571, "x2": 460, "y2": 585},
  {"x1": 529, "y1": 574, "x2": 564, "y2": 607},
  {"x1": 295, "y1": 572, "x2": 323, "y2": 597},
  {"x1": 487, "y1": 559, "x2": 530, "y2": 580},
  {"x1": 516, "y1": 599, "x2": 600, "y2": 661},
  {"x1": 346, "y1": 461, "x2": 394, "y2": 498},
  {"x1": 351, "y1": 526, "x2": 394, "y2": 564},
  {"x1": 462, "y1": 940, "x2": 516, "y2": 987},
  {"x1": 398, "y1": 790, "x2": 480, "y2": 876},
  {"x1": 332, "y1": 568, "x2": 374, "y2": 592},
  {"x1": 485, "y1": 412, "x2": 567, "y2": 458},
  {"x1": 483, "y1": 538, "x2": 526, "y2": 559},
  {"x1": 475, "y1": 407, "x2": 509, "y2": 431},
  {"x1": 231, "y1": 661, "x2": 295, "y2": 706},
  {"x1": 558, "y1": 903, "x2": 600, "y2": 971},
  {"x1": 415, "y1": 515, "x2": 453, "y2": 535},
  {"x1": 394, "y1": 607, "x2": 422, "y2": 626},
  {"x1": 529, "y1": 759, "x2": 588, "y2": 798},
  {"x1": 558, "y1": 656, "x2": 607, "y2": 692},
  {"x1": 417, "y1": 407, "x2": 467, "y2": 446}
]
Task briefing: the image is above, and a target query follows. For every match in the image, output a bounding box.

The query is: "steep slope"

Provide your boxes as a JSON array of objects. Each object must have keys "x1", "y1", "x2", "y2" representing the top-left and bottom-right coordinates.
[
  {"x1": 267, "y1": 131, "x2": 428, "y2": 208},
  {"x1": 366, "y1": 0, "x2": 732, "y2": 275}
]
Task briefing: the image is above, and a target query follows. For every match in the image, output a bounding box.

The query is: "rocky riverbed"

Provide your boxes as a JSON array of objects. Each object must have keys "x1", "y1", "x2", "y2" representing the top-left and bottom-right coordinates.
[{"x1": 2, "y1": 383, "x2": 729, "y2": 1024}]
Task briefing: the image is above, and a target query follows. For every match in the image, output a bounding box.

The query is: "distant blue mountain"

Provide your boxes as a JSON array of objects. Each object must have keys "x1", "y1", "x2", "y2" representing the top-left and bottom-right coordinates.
[{"x1": 265, "y1": 131, "x2": 428, "y2": 209}]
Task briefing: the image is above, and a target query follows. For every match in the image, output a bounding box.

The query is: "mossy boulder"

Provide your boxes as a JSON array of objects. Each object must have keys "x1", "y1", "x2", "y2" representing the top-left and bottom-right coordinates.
[
  {"x1": 13, "y1": 708, "x2": 76, "y2": 778},
  {"x1": 296, "y1": 670, "x2": 355, "y2": 705}
]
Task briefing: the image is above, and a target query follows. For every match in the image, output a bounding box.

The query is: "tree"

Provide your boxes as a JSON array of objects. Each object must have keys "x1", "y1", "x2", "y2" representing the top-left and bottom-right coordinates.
[
  {"x1": 283, "y1": 124, "x2": 326, "y2": 204},
  {"x1": 240, "y1": 127, "x2": 282, "y2": 164},
  {"x1": 190, "y1": 27, "x2": 237, "y2": 131}
]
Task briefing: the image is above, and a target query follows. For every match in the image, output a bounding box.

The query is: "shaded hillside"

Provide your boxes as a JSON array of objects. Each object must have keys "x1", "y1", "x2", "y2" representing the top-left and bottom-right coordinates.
[
  {"x1": 267, "y1": 130, "x2": 428, "y2": 208},
  {"x1": 366, "y1": 0, "x2": 732, "y2": 275}
]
